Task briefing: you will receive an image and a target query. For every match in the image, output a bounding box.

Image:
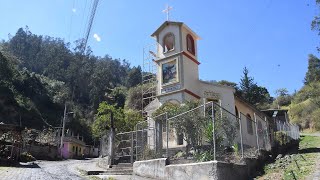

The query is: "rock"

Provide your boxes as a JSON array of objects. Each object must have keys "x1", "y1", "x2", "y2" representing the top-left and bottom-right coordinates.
[{"x1": 276, "y1": 154, "x2": 283, "y2": 159}]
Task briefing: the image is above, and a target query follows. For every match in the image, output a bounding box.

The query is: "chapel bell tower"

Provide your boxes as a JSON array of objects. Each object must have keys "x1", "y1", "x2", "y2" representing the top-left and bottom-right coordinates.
[{"x1": 151, "y1": 21, "x2": 201, "y2": 105}]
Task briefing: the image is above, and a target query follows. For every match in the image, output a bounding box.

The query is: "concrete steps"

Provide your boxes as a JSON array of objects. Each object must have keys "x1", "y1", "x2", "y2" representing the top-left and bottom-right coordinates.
[{"x1": 87, "y1": 163, "x2": 133, "y2": 176}]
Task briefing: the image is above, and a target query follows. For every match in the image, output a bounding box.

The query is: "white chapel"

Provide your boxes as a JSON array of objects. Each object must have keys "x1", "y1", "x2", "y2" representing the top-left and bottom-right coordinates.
[
  {"x1": 145, "y1": 21, "x2": 262, "y2": 118},
  {"x1": 142, "y1": 20, "x2": 272, "y2": 150}
]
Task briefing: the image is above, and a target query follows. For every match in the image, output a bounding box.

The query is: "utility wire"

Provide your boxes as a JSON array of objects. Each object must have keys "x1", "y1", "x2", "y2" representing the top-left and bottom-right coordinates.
[
  {"x1": 79, "y1": 0, "x2": 89, "y2": 41},
  {"x1": 81, "y1": 0, "x2": 100, "y2": 53}
]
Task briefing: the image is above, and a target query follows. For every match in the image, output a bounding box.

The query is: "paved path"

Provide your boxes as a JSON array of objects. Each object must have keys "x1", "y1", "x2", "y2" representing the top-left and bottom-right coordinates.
[
  {"x1": 0, "y1": 159, "x2": 95, "y2": 180},
  {"x1": 301, "y1": 132, "x2": 320, "y2": 137},
  {"x1": 304, "y1": 133, "x2": 320, "y2": 180}
]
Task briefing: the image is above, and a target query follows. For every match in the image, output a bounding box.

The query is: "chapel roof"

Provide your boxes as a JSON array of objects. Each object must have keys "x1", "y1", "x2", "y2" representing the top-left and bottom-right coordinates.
[{"x1": 151, "y1": 21, "x2": 200, "y2": 40}]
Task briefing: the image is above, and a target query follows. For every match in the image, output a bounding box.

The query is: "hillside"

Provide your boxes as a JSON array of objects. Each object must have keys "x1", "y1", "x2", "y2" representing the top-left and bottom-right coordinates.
[{"x1": 0, "y1": 27, "x2": 143, "y2": 142}]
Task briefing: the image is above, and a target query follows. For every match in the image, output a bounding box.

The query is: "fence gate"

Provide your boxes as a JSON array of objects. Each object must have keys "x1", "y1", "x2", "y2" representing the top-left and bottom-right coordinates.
[{"x1": 114, "y1": 131, "x2": 136, "y2": 164}]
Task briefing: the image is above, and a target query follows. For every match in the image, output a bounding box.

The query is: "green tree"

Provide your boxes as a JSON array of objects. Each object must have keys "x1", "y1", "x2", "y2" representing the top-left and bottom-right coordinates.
[
  {"x1": 273, "y1": 88, "x2": 292, "y2": 108},
  {"x1": 304, "y1": 54, "x2": 320, "y2": 84},
  {"x1": 126, "y1": 66, "x2": 142, "y2": 88},
  {"x1": 92, "y1": 102, "x2": 143, "y2": 137},
  {"x1": 239, "y1": 67, "x2": 271, "y2": 107},
  {"x1": 92, "y1": 102, "x2": 124, "y2": 137}
]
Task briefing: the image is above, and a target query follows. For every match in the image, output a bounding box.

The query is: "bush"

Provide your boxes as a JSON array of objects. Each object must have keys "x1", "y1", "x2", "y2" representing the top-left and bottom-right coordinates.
[
  {"x1": 20, "y1": 152, "x2": 36, "y2": 162},
  {"x1": 274, "y1": 131, "x2": 288, "y2": 146},
  {"x1": 195, "y1": 150, "x2": 214, "y2": 162}
]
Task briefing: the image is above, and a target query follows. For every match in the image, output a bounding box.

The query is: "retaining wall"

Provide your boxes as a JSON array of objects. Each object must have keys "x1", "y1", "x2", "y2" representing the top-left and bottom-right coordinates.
[{"x1": 132, "y1": 158, "x2": 248, "y2": 180}]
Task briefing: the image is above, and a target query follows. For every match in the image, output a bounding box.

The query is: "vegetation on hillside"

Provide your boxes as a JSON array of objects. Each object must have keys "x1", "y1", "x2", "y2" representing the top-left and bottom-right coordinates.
[
  {"x1": 257, "y1": 135, "x2": 320, "y2": 180},
  {"x1": 0, "y1": 27, "x2": 144, "y2": 142}
]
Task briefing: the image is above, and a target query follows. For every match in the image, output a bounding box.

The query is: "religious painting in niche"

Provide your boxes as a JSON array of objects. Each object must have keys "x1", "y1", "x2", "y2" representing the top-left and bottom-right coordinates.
[
  {"x1": 162, "y1": 59, "x2": 177, "y2": 84},
  {"x1": 163, "y1": 33, "x2": 175, "y2": 52}
]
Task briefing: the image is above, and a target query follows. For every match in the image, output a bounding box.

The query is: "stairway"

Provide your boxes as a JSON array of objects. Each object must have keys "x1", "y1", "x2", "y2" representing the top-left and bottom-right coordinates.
[
  {"x1": 88, "y1": 163, "x2": 133, "y2": 175},
  {"x1": 98, "y1": 163, "x2": 133, "y2": 176}
]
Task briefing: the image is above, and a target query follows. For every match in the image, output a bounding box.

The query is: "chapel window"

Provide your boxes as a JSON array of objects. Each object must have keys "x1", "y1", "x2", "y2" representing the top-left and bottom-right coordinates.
[
  {"x1": 163, "y1": 33, "x2": 175, "y2": 52},
  {"x1": 186, "y1": 34, "x2": 195, "y2": 55},
  {"x1": 246, "y1": 114, "x2": 254, "y2": 135},
  {"x1": 177, "y1": 132, "x2": 184, "y2": 145}
]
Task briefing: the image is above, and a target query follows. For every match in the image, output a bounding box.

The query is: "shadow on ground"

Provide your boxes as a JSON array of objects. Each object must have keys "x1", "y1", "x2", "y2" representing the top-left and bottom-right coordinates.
[
  {"x1": 298, "y1": 148, "x2": 320, "y2": 154},
  {"x1": 16, "y1": 162, "x2": 40, "y2": 168}
]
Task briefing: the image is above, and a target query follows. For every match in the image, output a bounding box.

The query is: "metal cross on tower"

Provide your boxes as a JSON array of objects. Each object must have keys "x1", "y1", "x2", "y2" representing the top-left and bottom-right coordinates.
[{"x1": 162, "y1": 4, "x2": 173, "y2": 21}]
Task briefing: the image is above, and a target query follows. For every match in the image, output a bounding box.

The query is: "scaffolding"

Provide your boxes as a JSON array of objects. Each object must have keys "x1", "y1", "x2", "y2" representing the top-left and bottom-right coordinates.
[
  {"x1": 140, "y1": 43, "x2": 158, "y2": 153},
  {"x1": 141, "y1": 43, "x2": 158, "y2": 118}
]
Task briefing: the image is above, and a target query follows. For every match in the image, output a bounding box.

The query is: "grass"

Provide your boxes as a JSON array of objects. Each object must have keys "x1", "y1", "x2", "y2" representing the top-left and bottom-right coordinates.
[
  {"x1": 302, "y1": 128, "x2": 320, "y2": 134},
  {"x1": 88, "y1": 176, "x2": 102, "y2": 180},
  {"x1": 256, "y1": 135, "x2": 320, "y2": 180}
]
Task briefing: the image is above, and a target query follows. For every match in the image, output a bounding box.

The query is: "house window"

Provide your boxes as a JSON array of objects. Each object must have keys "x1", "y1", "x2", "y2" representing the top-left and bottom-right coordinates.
[
  {"x1": 186, "y1": 34, "x2": 195, "y2": 55},
  {"x1": 163, "y1": 33, "x2": 175, "y2": 52},
  {"x1": 72, "y1": 146, "x2": 75, "y2": 152},
  {"x1": 246, "y1": 114, "x2": 253, "y2": 135},
  {"x1": 79, "y1": 148, "x2": 81, "y2": 152}
]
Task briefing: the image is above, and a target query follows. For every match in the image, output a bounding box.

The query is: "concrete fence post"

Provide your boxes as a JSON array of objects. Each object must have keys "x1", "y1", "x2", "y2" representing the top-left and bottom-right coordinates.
[
  {"x1": 238, "y1": 114, "x2": 244, "y2": 158},
  {"x1": 135, "y1": 123, "x2": 139, "y2": 161},
  {"x1": 211, "y1": 102, "x2": 216, "y2": 161},
  {"x1": 253, "y1": 113, "x2": 260, "y2": 152},
  {"x1": 131, "y1": 131, "x2": 134, "y2": 164},
  {"x1": 166, "y1": 113, "x2": 169, "y2": 158}
]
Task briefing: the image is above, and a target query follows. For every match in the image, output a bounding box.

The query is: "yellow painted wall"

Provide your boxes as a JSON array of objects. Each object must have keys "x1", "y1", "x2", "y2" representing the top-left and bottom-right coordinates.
[{"x1": 68, "y1": 142, "x2": 85, "y2": 156}]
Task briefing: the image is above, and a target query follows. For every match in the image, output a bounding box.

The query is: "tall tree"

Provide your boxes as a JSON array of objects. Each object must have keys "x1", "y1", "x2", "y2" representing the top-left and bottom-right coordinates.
[
  {"x1": 305, "y1": 54, "x2": 320, "y2": 84},
  {"x1": 126, "y1": 66, "x2": 142, "y2": 88},
  {"x1": 239, "y1": 67, "x2": 271, "y2": 107}
]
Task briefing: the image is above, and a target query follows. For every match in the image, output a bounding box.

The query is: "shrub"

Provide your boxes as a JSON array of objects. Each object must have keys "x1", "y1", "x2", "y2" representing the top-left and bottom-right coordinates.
[{"x1": 20, "y1": 152, "x2": 36, "y2": 162}]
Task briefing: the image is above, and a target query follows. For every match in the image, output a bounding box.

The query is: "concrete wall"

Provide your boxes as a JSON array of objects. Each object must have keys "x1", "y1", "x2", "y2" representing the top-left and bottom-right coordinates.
[
  {"x1": 133, "y1": 159, "x2": 248, "y2": 180},
  {"x1": 28, "y1": 144, "x2": 58, "y2": 160},
  {"x1": 182, "y1": 55, "x2": 200, "y2": 96},
  {"x1": 200, "y1": 82, "x2": 236, "y2": 114},
  {"x1": 133, "y1": 158, "x2": 168, "y2": 179},
  {"x1": 235, "y1": 98, "x2": 270, "y2": 149}
]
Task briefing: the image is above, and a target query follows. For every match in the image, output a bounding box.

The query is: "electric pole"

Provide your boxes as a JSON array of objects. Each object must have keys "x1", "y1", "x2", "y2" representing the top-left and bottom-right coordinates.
[{"x1": 60, "y1": 102, "x2": 67, "y2": 158}]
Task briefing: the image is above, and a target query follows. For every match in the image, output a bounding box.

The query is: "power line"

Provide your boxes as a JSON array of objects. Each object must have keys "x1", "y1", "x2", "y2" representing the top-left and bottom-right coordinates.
[
  {"x1": 81, "y1": 0, "x2": 100, "y2": 53},
  {"x1": 79, "y1": 0, "x2": 89, "y2": 40}
]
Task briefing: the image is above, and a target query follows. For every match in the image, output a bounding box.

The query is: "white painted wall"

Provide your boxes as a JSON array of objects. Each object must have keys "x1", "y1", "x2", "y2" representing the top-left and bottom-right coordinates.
[
  {"x1": 182, "y1": 56, "x2": 200, "y2": 96},
  {"x1": 181, "y1": 27, "x2": 198, "y2": 59},
  {"x1": 157, "y1": 25, "x2": 182, "y2": 59},
  {"x1": 199, "y1": 82, "x2": 236, "y2": 114}
]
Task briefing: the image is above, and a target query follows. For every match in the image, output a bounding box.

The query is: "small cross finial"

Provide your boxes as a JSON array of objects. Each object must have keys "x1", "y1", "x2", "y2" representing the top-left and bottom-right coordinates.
[{"x1": 162, "y1": 4, "x2": 173, "y2": 21}]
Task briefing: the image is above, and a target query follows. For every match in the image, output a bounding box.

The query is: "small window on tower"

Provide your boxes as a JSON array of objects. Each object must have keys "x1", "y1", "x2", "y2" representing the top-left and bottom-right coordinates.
[
  {"x1": 163, "y1": 33, "x2": 175, "y2": 52},
  {"x1": 186, "y1": 34, "x2": 195, "y2": 55}
]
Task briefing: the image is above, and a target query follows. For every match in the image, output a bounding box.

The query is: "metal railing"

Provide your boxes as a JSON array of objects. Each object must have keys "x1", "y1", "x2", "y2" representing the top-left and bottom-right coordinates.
[{"x1": 134, "y1": 102, "x2": 300, "y2": 163}]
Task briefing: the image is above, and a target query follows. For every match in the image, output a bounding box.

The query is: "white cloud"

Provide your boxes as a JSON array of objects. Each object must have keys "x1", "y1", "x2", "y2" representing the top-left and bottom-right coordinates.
[
  {"x1": 72, "y1": 8, "x2": 76, "y2": 13},
  {"x1": 93, "y1": 33, "x2": 101, "y2": 42}
]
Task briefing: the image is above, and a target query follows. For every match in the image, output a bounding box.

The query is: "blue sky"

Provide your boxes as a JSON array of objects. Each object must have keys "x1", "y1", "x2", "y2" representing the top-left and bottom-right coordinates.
[{"x1": 0, "y1": 0, "x2": 318, "y2": 96}]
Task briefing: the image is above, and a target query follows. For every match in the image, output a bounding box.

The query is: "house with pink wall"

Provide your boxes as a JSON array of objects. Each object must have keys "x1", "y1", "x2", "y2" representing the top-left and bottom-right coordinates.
[{"x1": 60, "y1": 136, "x2": 86, "y2": 159}]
